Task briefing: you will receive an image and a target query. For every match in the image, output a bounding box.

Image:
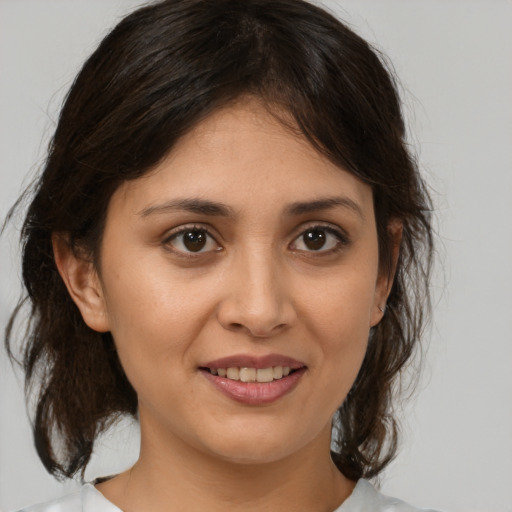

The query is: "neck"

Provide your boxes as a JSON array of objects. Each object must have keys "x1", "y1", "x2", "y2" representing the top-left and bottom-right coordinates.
[{"x1": 97, "y1": 417, "x2": 355, "y2": 512}]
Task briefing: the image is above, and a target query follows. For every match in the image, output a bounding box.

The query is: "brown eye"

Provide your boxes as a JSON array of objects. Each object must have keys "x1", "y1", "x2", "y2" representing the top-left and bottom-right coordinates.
[
  {"x1": 183, "y1": 230, "x2": 207, "y2": 251},
  {"x1": 303, "y1": 229, "x2": 327, "y2": 250},
  {"x1": 290, "y1": 226, "x2": 346, "y2": 253},
  {"x1": 165, "y1": 228, "x2": 220, "y2": 254}
]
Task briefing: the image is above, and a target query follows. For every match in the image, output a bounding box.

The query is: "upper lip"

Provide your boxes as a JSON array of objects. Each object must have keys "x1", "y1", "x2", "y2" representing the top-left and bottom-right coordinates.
[{"x1": 201, "y1": 354, "x2": 306, "y2": 370}]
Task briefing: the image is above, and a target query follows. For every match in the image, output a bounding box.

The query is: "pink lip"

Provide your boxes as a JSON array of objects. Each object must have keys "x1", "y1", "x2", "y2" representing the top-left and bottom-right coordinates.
[
  {"x1": 201, "y1": 367, "x2": 306, "y2": 405},
  {"x1": 201, "y1": 353, "x2": 305, "y2": 370},
  {"x1": 199, "y1": 353, "x2": 307, "y2": 406}
]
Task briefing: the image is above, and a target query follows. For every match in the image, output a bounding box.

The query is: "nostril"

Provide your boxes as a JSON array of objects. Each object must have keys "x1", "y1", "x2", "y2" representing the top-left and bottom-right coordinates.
[{"x1": 225, "y1": 319, "x2": 291, "y2": 338}]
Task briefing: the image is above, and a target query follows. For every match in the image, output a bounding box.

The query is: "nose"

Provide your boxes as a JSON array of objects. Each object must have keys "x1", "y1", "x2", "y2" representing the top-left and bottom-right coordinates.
[{"x1": 216, "y1": 247, "x2": 297, "y2": 338}]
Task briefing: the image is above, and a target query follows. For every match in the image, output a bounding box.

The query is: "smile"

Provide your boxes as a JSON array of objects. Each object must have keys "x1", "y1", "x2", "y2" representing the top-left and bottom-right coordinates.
[
  {"x1": 207, "y1": 366, "x2": 292, "y2": 382},
  {"x1": 200, "y1": 355, "x2": 307, "y2": 405}
]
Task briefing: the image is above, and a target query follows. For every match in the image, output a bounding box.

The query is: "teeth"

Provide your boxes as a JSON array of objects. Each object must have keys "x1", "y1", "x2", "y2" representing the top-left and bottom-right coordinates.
[
  {"x1": 239, "y1": 367, "x2": 256, "y2": 382},
  {"x1": 257, "y1": 368, "x2": 274, "y2": 383},
  {"x1": 226, "y1": 367, "x2": 240, "y2": 380},
  {"x1": 208, "y1": 366, "x2": 294, "y2": 382}
]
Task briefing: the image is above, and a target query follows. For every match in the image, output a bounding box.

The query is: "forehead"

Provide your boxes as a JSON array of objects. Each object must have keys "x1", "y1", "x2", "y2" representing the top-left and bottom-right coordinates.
[{"x1": 110, "y1": 98, "x2": 373, "y2": 219}]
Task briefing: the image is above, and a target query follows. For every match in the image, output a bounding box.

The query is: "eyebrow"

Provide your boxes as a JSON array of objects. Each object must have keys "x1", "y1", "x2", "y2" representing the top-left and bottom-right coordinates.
[
  {"x1": 284, "y1": 196, "x2": 365, "y2": 219},
  {"x1": 138, "y1": 198, "x2": 236, "y2": 218},
  {"x1": 138, "y1": 195, "x2": 364, "y2": 219}
]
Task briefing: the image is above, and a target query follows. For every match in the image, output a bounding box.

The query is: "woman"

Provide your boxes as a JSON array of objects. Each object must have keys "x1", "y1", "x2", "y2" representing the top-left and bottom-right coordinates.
[{"x1": 5, "y1": 0, "x2": 436, "y2": 510}]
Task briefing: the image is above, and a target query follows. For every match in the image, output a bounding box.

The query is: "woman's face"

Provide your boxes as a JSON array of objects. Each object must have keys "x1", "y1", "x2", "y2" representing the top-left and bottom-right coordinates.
[{"x1": 85, "y1": 99, "x2": 390, "y2": 465}]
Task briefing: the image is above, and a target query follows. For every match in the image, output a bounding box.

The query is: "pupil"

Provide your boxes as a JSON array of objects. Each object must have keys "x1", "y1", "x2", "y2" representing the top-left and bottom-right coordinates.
[
  {"x1": 183, "y1": 230, "x2": 206, "y2": 251},
  {"x1": 304, "y1": 229, "x2": 326, "y2": 250}
]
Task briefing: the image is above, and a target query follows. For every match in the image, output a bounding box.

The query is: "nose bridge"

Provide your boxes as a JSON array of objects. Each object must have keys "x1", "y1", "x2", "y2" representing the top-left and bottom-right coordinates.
[
  {"x1": 243, "y1": 243, "x2": 279, "y2": 310},
  {"x1": 218, "y1": 241, "x2": 294, "y2": 337}
]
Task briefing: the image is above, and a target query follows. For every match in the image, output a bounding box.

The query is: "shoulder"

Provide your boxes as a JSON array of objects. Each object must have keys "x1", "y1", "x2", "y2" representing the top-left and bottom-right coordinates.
[
  {"x1": 14, "y1": 484, "x2": 121, "y2": 512},
  {"x1": 14, "y1": 491, "x2": 81, "y2": 512},
  {"x1": 337, "y1": 479, "x2": 444, "y2": 512}
]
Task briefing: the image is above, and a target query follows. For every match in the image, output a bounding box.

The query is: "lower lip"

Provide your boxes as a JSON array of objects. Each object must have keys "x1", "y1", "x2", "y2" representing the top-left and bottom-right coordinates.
[{"x1": 201, "y1": 368, "x2": 306, "y2": 405}]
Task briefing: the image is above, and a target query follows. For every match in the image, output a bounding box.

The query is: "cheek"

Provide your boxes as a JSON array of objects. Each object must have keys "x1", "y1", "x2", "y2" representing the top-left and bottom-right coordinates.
[
  {"x1": 302, "y1": 266, "x2": 377, "y2": 340},
  {"x1": 300, "y1": 264, "x2": 377, "y2": 398},
  {"x1": 99, "y1": 253, "x2": 215, "y2": 379}
]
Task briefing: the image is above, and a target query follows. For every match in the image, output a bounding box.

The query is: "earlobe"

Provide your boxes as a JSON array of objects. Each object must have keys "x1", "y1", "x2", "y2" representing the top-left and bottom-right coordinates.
[
  {"x1": 370, "y1": 219, "x2": 403, "y2": 327},
  {"x1": 52, "y1": 233, "x2": 110, "y2": 333}
]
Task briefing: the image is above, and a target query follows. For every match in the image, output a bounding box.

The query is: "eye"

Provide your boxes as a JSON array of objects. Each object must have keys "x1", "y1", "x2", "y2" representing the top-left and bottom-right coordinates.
[
  {"x1": 290, "y1": 226, "x2": 347, "y2": 253},
  {"x1": 164, "y1": 227, "x2": 221, "y2": 255}
]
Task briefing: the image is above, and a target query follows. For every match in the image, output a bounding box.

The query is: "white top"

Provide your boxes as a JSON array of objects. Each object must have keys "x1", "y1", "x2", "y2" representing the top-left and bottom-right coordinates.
[{"x1": 17, "y1": 479, "x2": 442, "y2": 512}]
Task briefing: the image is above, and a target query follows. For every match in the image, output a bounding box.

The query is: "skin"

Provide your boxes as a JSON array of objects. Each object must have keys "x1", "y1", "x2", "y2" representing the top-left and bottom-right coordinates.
[{"x1": 54, "y1": 98, "x2": 396, "y2": 512}]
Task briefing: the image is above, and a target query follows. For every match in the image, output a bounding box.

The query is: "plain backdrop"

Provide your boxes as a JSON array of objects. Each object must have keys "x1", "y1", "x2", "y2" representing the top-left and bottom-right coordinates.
[{"x1": 1, "y1": 1, "x2": 511, "y2": 511}]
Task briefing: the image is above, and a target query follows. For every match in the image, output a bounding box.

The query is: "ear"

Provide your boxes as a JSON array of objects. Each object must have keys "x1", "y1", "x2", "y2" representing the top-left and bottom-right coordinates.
[
  {"x1": 52, "y1": 233, "x2": 110, "y2": 333},
  {"x1": 370, "y1": 219, "x2": 402, "y2": 327}
]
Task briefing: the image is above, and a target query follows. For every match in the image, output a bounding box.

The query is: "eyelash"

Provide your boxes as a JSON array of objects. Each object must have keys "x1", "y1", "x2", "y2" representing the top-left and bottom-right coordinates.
[
  {"x1": 162, "y1": 223, "x2": 350, "y2": 258},
  {"x1": 162, "y1": 224, "x2": 221, "y2": 259},
  {"x1": 289, "y1": 224, "x2": 350, "y2": 255}
]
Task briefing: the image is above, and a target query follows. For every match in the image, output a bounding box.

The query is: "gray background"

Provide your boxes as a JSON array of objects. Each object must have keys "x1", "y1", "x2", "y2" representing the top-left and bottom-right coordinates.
[{"x1": 1, "y1": 1, "x2": 511, "y2": 511}]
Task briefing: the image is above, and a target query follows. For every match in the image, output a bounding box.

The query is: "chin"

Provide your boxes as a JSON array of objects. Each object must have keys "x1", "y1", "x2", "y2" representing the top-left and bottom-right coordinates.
[
  {"x1": 199, "y1": 421, "x2": 316, "y2": 466},
  {"x1": 213, "y1": 443, "x2": 294, "y2": 466}
]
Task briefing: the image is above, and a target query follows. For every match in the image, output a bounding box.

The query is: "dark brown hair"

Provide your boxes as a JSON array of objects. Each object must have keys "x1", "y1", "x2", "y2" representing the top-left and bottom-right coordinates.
[{"x1": 5, "y1": 0, "x2": 433, "y2": 481}]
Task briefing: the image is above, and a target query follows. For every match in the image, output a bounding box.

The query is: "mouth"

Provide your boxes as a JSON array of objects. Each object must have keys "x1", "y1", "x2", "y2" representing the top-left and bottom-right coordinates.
[
  {"x1": 199, "y1": 355, "x2": 307, "y2": 405},
  {"x1": 200, "y1": 365, "x2": 296, "y2": 383}
]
